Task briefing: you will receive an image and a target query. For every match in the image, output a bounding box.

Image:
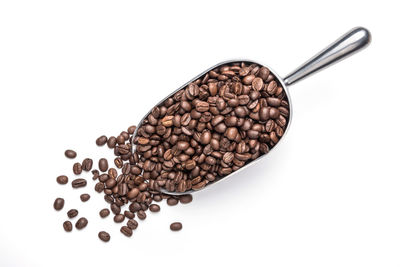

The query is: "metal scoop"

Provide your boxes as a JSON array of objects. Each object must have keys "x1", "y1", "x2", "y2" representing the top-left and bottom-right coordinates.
[{"x1": 132, "y1": 27, "x2": 371, "y2": 195}]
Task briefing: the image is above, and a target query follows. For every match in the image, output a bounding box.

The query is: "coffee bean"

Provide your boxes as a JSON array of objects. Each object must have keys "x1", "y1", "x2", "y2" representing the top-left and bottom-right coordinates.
[
  {"x1": 98, "y1": 231, "x2": 110, "y2": 242},
  {"x1": 56, "y1": 175, "x2": 68, "y2": 185},
  {"x1": 252, "y1": 77, "x2": 264, "y2": 91},
  {"x1": 53, "y1": 198, "x2": 64, "y2": 211},
  {"x1": 67, "y1": 209, "x2": 78, "y2": 218},
  {"x1": 120, "y1": 226, "x2": 132, "y2": 237},
  {"x1": 64, "y1": 150, "x2": 77, "y2": 159},
  {"x1": 107, "y1": 136, "x2": 117, "y2": 148},
  {"x1": 99, "y1": 208, "x2": 110, "y2": 218},
  {"x1": 75, "y1": 217, "x2": 88, "y2": 230},
  {"x1": 73, "y1": 162, "x2": 82, "y2": 175},
  {"x1": 127, "y1": 219, "x2": 138, "y2": 230},
  {"x1": 71, "y1": 178, "x2": 87, "y2": 188},
  {"x1": 99, "y1": 158, "x2": 108, "y2": 172},
  {"x1": 96, "y1": 135, "x2": 108, "y2": 146},
  {"x1": 82, "y1": 158, "x2": 93, "y2": 171},
  {"x1": 63, "y1": 221, "x2": 73, "y2": 232},
  {"x1": 80, "y1": 193, "x2": 90, "y2": 202},
  {"x1": 179, "y1": 194, "x2": 193, "y2": 204},
  {"x1": 114, "y1": 214, "x2": 125, "y2": 223},
  {"x1": 137, "y1": 210, "x2": 146, "y2": 220},
  {"x1": 167, "y1": 197, "x2": 178, "y2": 206},
  {"x1": 111, "y1": 203, "x2": 121, "y2": 215},
  {"x1": 149, "y1": 204, "x2": 160, "y2": 212},
  {"x1": 124, "y1": 211, "x2": 135, "y2": 219},
  {"x1": 170, "y1": 222, "x2": 182, "y2": 231}
]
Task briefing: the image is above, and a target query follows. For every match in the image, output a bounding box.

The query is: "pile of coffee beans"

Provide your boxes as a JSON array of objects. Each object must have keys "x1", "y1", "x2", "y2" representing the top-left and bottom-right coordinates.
[
  {"x1": 133, "y1": 61, "x2": 289, "y2": 193},
  {"x1": 53, "y1": 62, "x2": 289, "y2": 242}
]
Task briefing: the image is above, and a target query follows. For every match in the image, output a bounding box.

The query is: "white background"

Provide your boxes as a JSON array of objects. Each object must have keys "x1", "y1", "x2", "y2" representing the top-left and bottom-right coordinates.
[{"x1": 0, "y1": 0, "x2": 399, "y2": 266}]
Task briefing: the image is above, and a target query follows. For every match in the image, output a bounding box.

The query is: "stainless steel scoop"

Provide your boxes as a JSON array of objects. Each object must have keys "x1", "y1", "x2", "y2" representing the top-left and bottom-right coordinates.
[{"x1": 132, "y1": 27, "x2": 371, "y2": 195}]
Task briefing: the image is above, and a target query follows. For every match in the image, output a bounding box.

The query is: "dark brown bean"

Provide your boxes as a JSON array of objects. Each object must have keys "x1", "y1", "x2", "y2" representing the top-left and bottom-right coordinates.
[
  {"x1": 99, "y1": 158, "x2": 108, "y2": 172},
  {"x1": 56, "y1": 175, "x2": 68, "y2": 185},
  {"x1": 75, "y1": 217, "x2": 88, "y2": 230},
  {"x1": 167, "y1": 197, "x2": 178, "y2": 206},
  {"x1": 71, "y1": 178, "x2": 87, "y2": 188},
  {"x1": 96, "y1": 135, "x2": 108, "y2": 146},
  {"x1": 98, "y1": 231, "x2": 110, "y2": 242},
  {"x1": 63, "y1": 221, "x2": 73, "y2": 232},
  {"x1": 53, "y1": 198, "x2": 64, "y2": 211},
  {"x1": 120, "y1": 226, "x2": 132, "y2": 237},
  {"x1": 114, "y1": 214, "x2": 125, "y2": 223},
  {"x1": 170, "y1": 222, "x2": 182, "y2": 231},
  {"x1": 82, "y1": 158, "x2": 93, "y2": 171},
  {"x1": 80, "y1": 193, "x2": 90, "y2": 202},
  {"x1": 149, "y1": 204, "x2": 160, "y2": 212},
  {"x1": 99, "y1": 208, "x2": 110, "y2": 218},
  {"x1": 64, "y1": 150, "x2": 77, "y2": 159},
  {"x1": 67, "y1": 209, "x2": 78, "y2": 218},
  {"x1": 179, "y1": 194, "x2": 193, "y2": 204},
  {"x1": 73, "y1": 162, "x2": 82, "y2": 175}
]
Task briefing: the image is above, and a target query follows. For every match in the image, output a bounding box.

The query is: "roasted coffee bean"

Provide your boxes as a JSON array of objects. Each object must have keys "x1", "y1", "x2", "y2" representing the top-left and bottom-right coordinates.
[
  {"x1": 63, "y1": 221, "x2": 73, "y2": 232},
  {"x1": 75, "y1": 217, "x2": 88, "y2": 230},
  {"x1": 71, "y1": 178, "x2": 87, "y2": 188},
  {"x1": 137, "y1": 210, "x2": 146, "y2": 220},
  {"x1": 64, "y1": 150, "x2": 77, "y2": 159},
  {"x1": 111, "y1": 203, "x2": 121, "y2": 215},
  {"x1": 167, "y1": 197, "x2": 178, "y2": 206},
  {"x1": 99, "y1": 208, "x2": 110, "y2": 218},
  {"x1": 96, "y1": 135, "x2": 108, "y2": 146},
  {"x1": 73, "y1": 162, "x2": 82, "y2": 175},
  {"x1": 149, "y1": 204, "x2": 160, "y2": 212},
  {"x1": 53, "y1": 198, "x2": 64, "y2": 211},
  {"x1": 82, "y1": 158, "x2": 93, "y2": 171},
  {"x1": 114, "y1": 214, "x2": 125, "y2": 223},
  {"x1": 80, "y1": 193, "x2": 90, "y2": 202},
  {"x1": 124, "y1": 211, "x2": 135, "y2": 219},
  {"x1": 107, "y1": 136, "x2": 117, "y2": 148},
  {"x1": 120, "y1": 226, "x2": 133, "y2": 237},
  {"x1": 99, "y1": 158, "x2": 108, "y2": 172},
  {"x1": 170, "y1": 222, "x2": 182, "y2": 231},
  {"x1": 95, "y1": 182, "x2": 105, "y2": 192},
  {"x1": 127, "y1": 219, "x2": 138, "y2": 230},
  {"x1": 98, "y1": 231, "x2": 110, "y2": 242},
  {"x1": 179, "y1": 194, "x2": 193, "y2": 204},
  {"x1": 56, "y1": 175, "x2": 68, "y2": 185},
  {"x1": 67, "y1": 209, "x2": 78, "y2": 218}
]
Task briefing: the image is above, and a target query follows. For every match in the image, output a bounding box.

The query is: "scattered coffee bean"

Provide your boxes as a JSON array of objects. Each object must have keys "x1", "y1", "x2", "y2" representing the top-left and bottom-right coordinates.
[
  {"x1": 137, "y1": 210, "x2": 146, "y2": 220},
  {"x1": 73, "y1": 162, "x2": 82, "y2": 175},
  {"x1": 64, "y1": 149, "x2": 77, "y2": 159},
  {"x1": 80, "y1": 193, "x2": 90, "y2": 202},
  {"x1": 71, "y1": 178, "x2": 87, "y2": 188},
  {"x1": 56, "y1": 175, "x2": 68, "y2": 185},
  {"x1": 179, "y1": 194, "x2": 193, "y2": 204},
  {"x1": 98, "y1": 231, "x2": 110, "y2": 242},
  {"x1": 75, "y1": 217, "x2": 88, "y2": 230},
  {"x1": 67, "y1": 209, "x2": 78, "y2": 218},
  {"x1": 120, "y1": 226, "x2": 133, "y2": 237},
  {"x1": 53, "y1": 198, "x2": 64, "y2": 211},
  {"x1": 99, "y1": 208, "x2": 110, "y2": 218},
  {"x1": 63, "y1": 221, "x2": 73, "y2": 232},
  {"x1": 170, "y1": 222, "x2": 182, "y2": 231},
  {"x1": 111, "y1": 203, "x2": 121, "y2": 215},
  {"x1": 127, "y1": 219, "x2": 138, "y2": 230},
  {"x1": 124, "y1": 211, "x2": 135, "y2": 219},
  {"x1": 149, "y1": 204, "x2": 160, "y2": 212},
  {"x1": 99, "y1": 158, "x2": 108, "y2": 172},
  {"x1": 82, "y1": 158, "x2": 93, "y2": 171},
  {"x1": 96, "y1": 135, "x2": 108, "y2": 146},
  {"x1": 167, "y1": 197, "x2": 178, "y2": 206},
  {"x1": 114, "y1": 214, "x2": 125, "y2": 223}
]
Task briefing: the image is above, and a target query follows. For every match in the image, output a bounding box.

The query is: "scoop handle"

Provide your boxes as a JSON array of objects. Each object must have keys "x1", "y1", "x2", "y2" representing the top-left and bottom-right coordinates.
[{"x1": 283, "y1": 27, "x2": 371, "y2": 86}]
